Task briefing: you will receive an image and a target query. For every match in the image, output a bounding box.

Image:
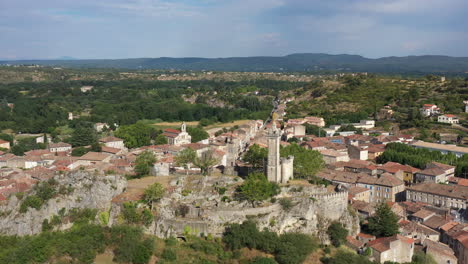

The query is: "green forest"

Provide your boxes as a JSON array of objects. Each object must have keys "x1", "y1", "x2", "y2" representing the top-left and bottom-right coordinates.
[{"x1": 0, "y1": 79, "x2": 303, "y2": 133}]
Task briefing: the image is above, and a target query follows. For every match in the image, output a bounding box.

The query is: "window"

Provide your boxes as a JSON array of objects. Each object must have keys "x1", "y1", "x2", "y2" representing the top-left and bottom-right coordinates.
[
  {"x1": 386, "y1": 188, "x2": 390, "y2": 192},
  {"x1": 377, "y1": 186, "x2": 380, "y2": 191}
]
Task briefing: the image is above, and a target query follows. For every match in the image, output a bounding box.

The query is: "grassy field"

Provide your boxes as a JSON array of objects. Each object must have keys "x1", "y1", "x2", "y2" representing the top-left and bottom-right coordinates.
[{"x1": 152, "y1": 119, "x2": 252, "y2": 130}]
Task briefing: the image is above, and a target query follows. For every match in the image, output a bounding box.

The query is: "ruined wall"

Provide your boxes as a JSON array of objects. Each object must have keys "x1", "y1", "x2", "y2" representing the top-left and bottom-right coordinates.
[{"x1": 138, "y1": 176, "x2": 359, "y2": 243}]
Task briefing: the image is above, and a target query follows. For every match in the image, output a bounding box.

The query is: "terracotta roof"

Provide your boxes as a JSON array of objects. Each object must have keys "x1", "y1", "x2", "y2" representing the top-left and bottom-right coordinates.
[
  {"x1": 400, "y1": 221, "x2": 440, "y2": 236},
  {"x1": 439, "y1": 221, "x2": 459, "y2": 232},
  {"x1": 101, "y1": 146, "x2": 121, "y2": 154},
  {"x1": 412, "y1": 209, "x2": 436, "y2": 220},
  {"x1": 181, "y1": 143, "x2": 210, "y2": 151},
  {"x1": 458, "y1": 178, "x2": 468, "y2": 187},
  {"x1": 427, "y1": 161, "x2": 455, "y2": 171},
  {"x1": 417, "y1": 167, "x2": 446, "y2": 176},
  {"x1": 423, "y1": 215, "x2": 451, "y2": 230},
  {"x1": 348, "y1": 186, "x2": 369, "y2": 195},
  {"x1": 0, "y1": 139, "x2": 9, "y2": 144},
  {"x1": 346, "y1": 236, "x2": 364, "y2": 248},
  {"x1": 48, "y1": 142, "x2": 71, "y2": 148},
  {"x1": 407, "y1": 183, "x2": 468, "y2": 200},
  {"x1": 78, "y1": 152, "x2": 110, "y2": 161},
  {"x1": 99, "y1": 136, "x2": 123, "y2": 143},
  {"x1": 357, "y1": 233, "x2": 376, "y2": 239},
  {"x1": 368, "y1": 235, "x2": 414, "y2": 253}
]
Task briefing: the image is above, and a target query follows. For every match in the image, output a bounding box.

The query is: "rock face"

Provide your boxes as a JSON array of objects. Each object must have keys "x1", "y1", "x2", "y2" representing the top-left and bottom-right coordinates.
[
  {"x1": 0, "y1": 171, "x2": 126, "y2": 236},
  {"x1": 134, "y1": 175, "x2": 359, "y2": 243}
]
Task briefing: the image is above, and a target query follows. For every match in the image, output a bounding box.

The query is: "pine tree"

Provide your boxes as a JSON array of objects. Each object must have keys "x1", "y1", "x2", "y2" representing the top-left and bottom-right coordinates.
[{"x1": 368, "y1": 202, "x2": 399, "y2": 237}]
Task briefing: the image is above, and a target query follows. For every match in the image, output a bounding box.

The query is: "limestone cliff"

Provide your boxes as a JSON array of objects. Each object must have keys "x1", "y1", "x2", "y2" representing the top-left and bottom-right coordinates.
[
  {"x1": 0, "y1": 171, "x2": 127, "y2": 236},
  {"x1": 122, "y1": 175, "x2": 359, "y2": 244}
]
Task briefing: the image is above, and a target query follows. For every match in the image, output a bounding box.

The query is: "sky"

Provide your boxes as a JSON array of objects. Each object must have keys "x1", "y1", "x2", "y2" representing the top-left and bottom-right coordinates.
[{"x1": 1, "y1": 0, "x2": 468, "y2": 60}]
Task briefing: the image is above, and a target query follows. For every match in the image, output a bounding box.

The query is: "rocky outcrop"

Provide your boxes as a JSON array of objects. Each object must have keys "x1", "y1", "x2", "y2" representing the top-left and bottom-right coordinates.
[
  {"x1": 132, "y1": 175, "x2": 359, "y2": 243},
  {"x1": 0, "y1": 171, "x2": 126, "y2": 236}
]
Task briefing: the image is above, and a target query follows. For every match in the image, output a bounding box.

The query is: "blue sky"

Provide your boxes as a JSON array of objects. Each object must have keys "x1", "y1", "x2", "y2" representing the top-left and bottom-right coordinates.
[{"x1": 1, "y1": 0, "x2": 467, "y2": 59}]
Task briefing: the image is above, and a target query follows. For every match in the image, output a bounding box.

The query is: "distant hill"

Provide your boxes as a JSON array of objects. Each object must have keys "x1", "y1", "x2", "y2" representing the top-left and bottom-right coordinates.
[{"x1": 2, "y1": 53, "x2": 468, "y2": 73}]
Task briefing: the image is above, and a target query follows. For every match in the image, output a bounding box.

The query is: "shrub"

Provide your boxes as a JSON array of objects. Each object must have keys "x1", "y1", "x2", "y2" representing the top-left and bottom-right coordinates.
[
  {"x1": 279, "y1": 198, "x2": 293, "y2": 211},
  {"x1": 327, "y1": 222, "x2": 348, "y2": 247},
  {"x1": 20, "y1": 195, "x2": 43, "y2": 213},
  {"x1": 161, "y1": 248, "x2": 177, "y2": 261}
]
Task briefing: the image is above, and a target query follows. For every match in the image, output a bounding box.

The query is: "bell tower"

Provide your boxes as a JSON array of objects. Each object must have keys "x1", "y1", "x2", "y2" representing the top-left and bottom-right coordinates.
[{"x1": 266, "y1": 120, "x2": 281, "y2": 183}]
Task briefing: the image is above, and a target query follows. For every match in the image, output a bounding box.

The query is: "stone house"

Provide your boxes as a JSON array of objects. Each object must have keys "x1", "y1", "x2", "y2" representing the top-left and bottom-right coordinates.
[
  {"x1": 356, "y1": 173, "x2": 405, "y2": 202},
  {"x1": 416, "y1": 167, "x2": 449, "y2": 183},
  {"x1": 348, "y1": 186, "x2": 370, "y2": 203},
  {"x1": 73, "y1": 152, "x2": 111, "y2": 168},
  {"x1": 438, "y1": 114, "x2": 459, "y2": 124},
  {"x1": 304, "y1": 116, "x2": 325, "y2": 127},
  {"x1": 162, "y1": 123, "x2": 192, "y2": 146},
  {"x1": 399, "y1": 220, "x2": 440, "y2": 244},
  {"x1": 0, "y1": 139, "x2": 10, "y2": 150},
  {"x1": 99, "y1": 136, "x2": 125, "y2": 150},
  {"x1": 368, "y1": 235, "x2": 414, "y2": 263},
  {"x1": 423, "y1": 240, "x2": 458, "y2": 264},
  {"x1": 441, "y1": 223, "x2": 468, "y2": 264},
  {"x1": 283, "y1": 124, "x2": 306, "y2": 139},
  {"x1": 367, "y1": 144, "x2": 385, "y2": 160},
  {"x1": 48, "y1": 142, "x2": 72, "y2": 153},
  {"x1": 379, "y1": 162, "x2": 420, "y2": 184},
  {"x1": 411, "y1": 209, "x2": 436, "y2": 222},
  {"x1": 152, "y1": 155, "x2": 173, "y2": 176},
  {"x1": 347, "y1": 145, "x2": 368, "y2": 160},
  {"x1": 406, "y1": 183, "x2": 467, "y2": 210},
  {"x1": 319, "y1": 149, "x2": 349, "y2": 164}
]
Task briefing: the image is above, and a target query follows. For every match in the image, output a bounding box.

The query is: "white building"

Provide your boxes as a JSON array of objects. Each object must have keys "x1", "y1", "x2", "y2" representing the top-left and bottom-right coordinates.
[
  {"x1": 162, "y1": 123, "x2": 192, "y2": 146},
  {"x1": 438, "y1": 114, "x2": 459, "y2": 124},
  {"x1": 99, "y1": 136, "x2": 125, "y2": 150},
  {"x1": 420, "y1": 104, "x2": 440, "y2": 117},
  {"x1": 48, "y1": 142, "x2": 72, "y2": 153}
]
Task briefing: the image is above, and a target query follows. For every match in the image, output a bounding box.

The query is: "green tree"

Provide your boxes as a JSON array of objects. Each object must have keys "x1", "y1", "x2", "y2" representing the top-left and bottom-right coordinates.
[
  {"x1": 70, "y1": 127, "x2": 97, "y2": 147},
  {"x1": 243, "y1": 144, "x2": 268, "y2": 168},
  {"x1": 368, "y1": 202, "x2": 399, "y2": 237},
  {"x1": 280, "y1": 143, "x2": 324, "y2": 179},
  {"x1": 250, "y1": 257, "x2": 278, "y2": 264},
  {"x1": 134, "y1": 151, "x2": 156, "y2": 178},
  {"x1": 327, "y1": 222, "x2": 348, "y2": 247},
  {"x1": 187, "y1": 126, "x2": 209, "y2": 143},
  {"x1": 71, "y1": 147, "x2": 88, "y2": 157},
  {"x1": 237, "y1": 173, "x2": 279, "y2": 206},
  {"x1": 193, "y1": 150, "x2": 219, "y2": 176},
  {"x1": 115, "y1": 122, "x2": 155, "y2": 148},
  {"x1": 143, "y1": 183, "x2": 165, "y2": 210},
  {"x1": 175, "y1": 148, "x2": 197, "y2": 175},
  {"x1": 154, "y1": 134, "x2": 168, "y2": 145}
]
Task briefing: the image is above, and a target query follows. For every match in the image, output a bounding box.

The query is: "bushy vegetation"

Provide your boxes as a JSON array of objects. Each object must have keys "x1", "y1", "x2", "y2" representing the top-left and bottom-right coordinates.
[
  {"x1": 377, "y1": 142, "x2": 468, "y2": 177},
  {"x1": 223, "y1": 221, "x2": 318, "y2": 264},
  {"x1": 20, "y1": 179, "x2": 58, "y2": 213},
  {"x1": 280, "y1": 143, "x2": 325, "y2": 179},
  {"x1": 236, "y1": 173, "x2": 280, "y2": 206},
  {"x1": 0, "y1": 224, "x2": 154, "y2": 264},
  {"x1": 326, "y1": 222, "x2": 348, "y2": 247}
]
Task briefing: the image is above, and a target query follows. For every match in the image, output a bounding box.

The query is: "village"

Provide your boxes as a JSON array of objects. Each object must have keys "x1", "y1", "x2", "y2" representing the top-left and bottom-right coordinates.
[{"x1": 0, "y1": 95, "x2": 466, "y2": 263}]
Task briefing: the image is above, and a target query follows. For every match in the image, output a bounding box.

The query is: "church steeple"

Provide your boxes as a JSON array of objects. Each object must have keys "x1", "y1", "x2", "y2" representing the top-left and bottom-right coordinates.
[{"x1": 181, "y1": 122, "x2": 186, "y2": 133}]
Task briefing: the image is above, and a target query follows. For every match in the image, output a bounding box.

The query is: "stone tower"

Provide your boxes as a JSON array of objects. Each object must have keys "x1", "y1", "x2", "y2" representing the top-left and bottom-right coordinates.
[
  {"x1": 181, "y1": 122, "x2": 187, "y2": 133},
  {"x1": 267, "y1": 121, "x2": 281, "y2": 183}
]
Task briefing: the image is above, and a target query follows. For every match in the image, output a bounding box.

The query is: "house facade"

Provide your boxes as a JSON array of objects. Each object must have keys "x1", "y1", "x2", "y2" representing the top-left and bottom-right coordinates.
[
  {"x1": 420, "y1": 104, "x2": 440, "y2": 117},
  {"x1": 406, "y1": 183, "x2": 467, "y2": 210},
  {"x1": 438, "y1": 114, "x2": 459, "y2": 124},
  {"x1": 162, "y1": 123, "x2": 192, "y2": 146}
]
